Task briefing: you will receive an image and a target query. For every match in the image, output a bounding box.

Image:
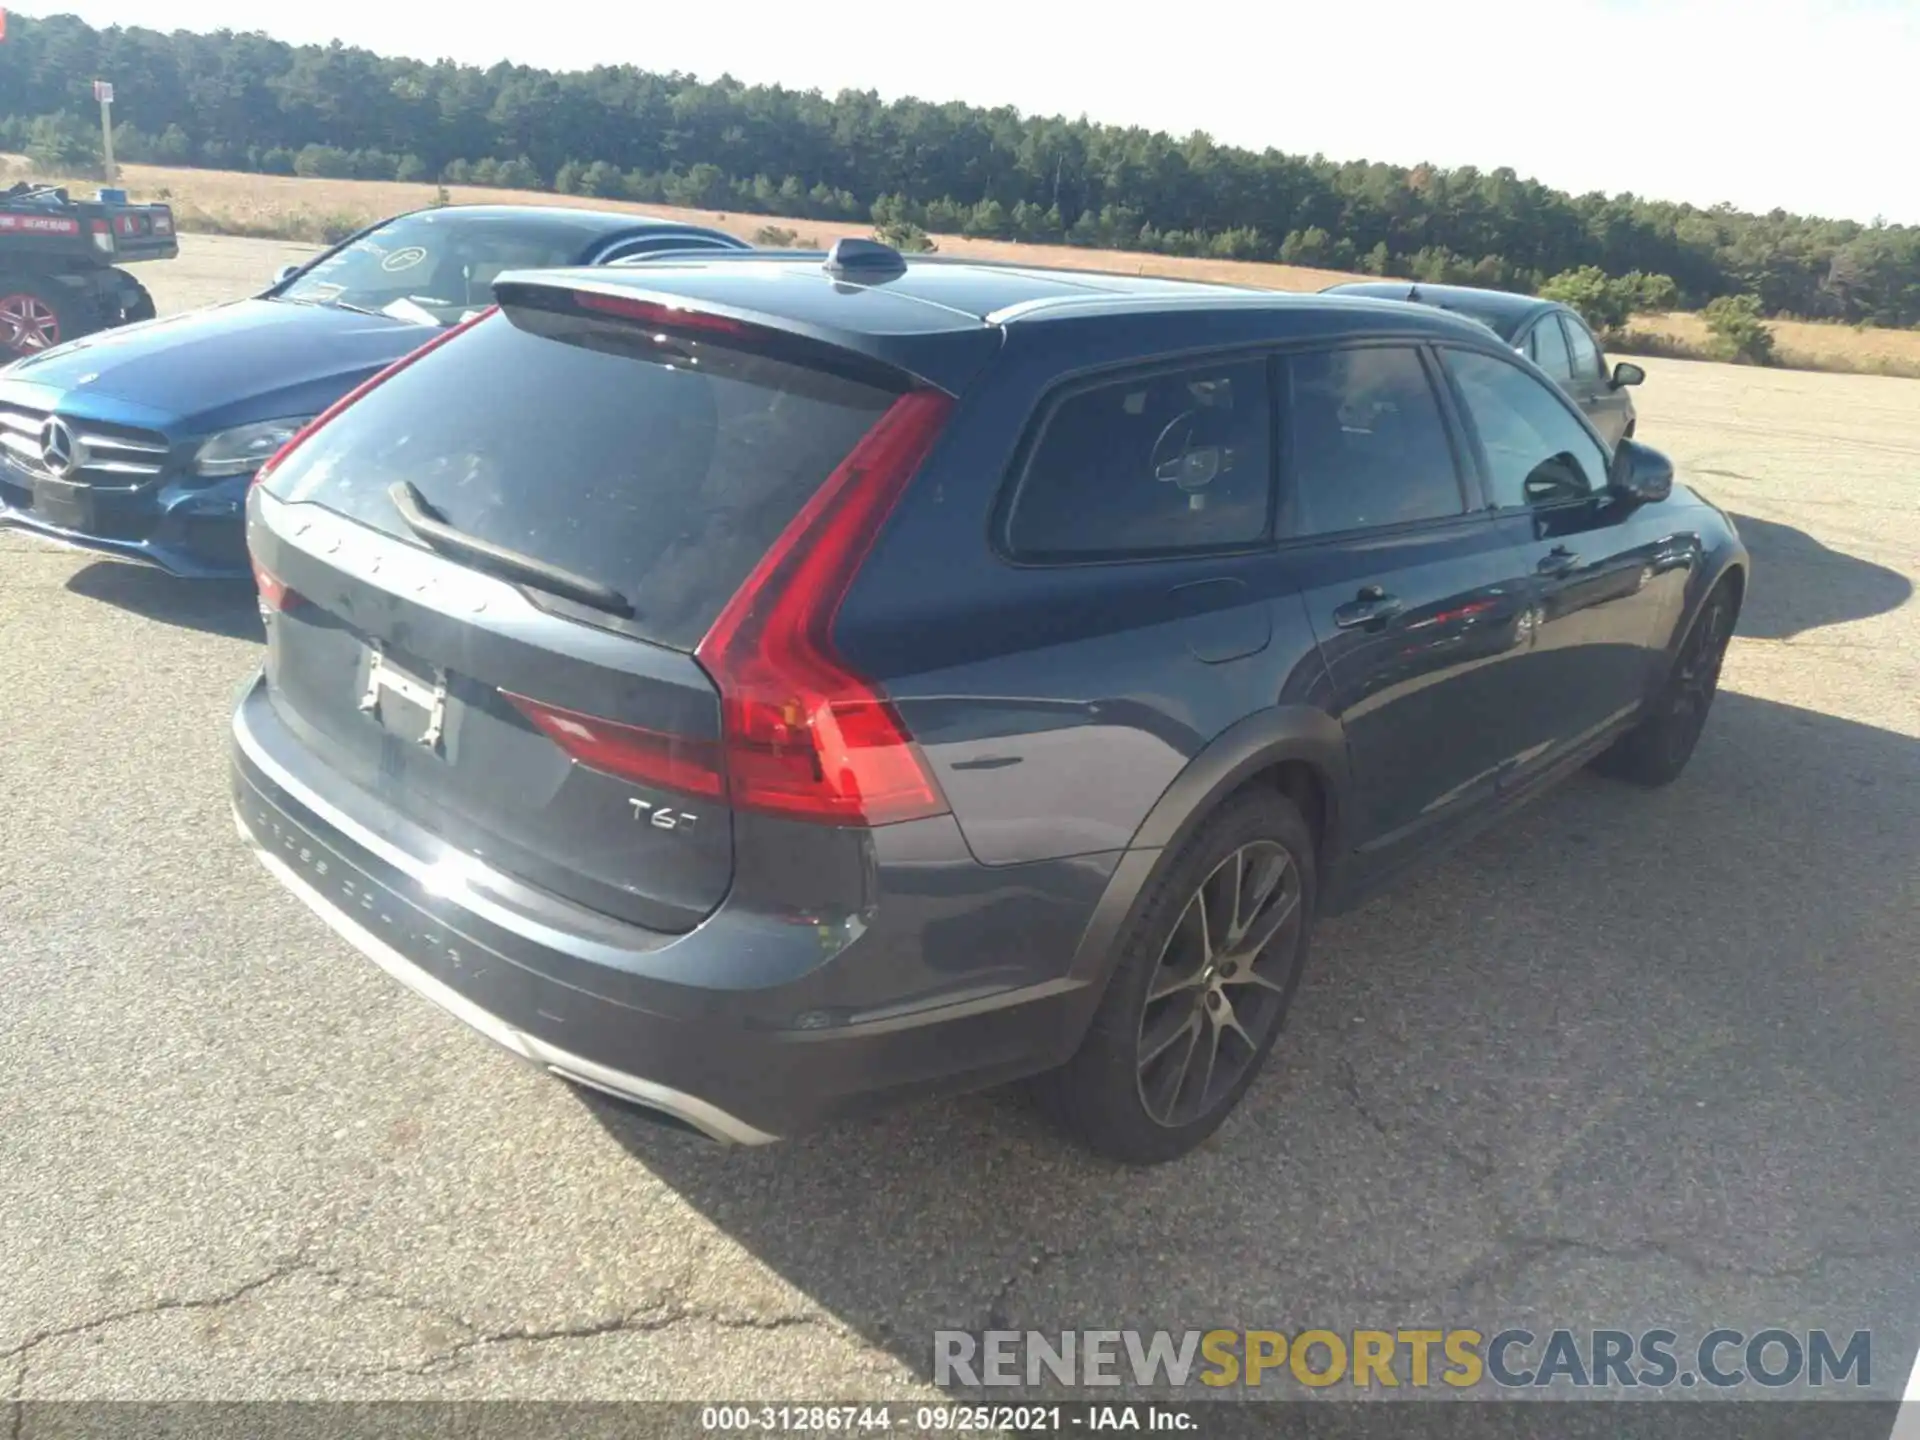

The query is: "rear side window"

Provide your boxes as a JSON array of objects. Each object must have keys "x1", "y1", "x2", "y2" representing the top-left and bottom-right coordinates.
[
  {"x1": 1444, "y1": 347, "x2": 1610, "y2": 508},
  {"x1": 1564, "y1": 315, "x2": 1605, "y2": 378},
  {"x1": 261, "y1": 305, "x2": 898, "y2": 650},
  {"x1": 1282, "y1": 345, "x2": 1465, "y2": 537},
  {"x1": 1527, "y1": 317, "x2": 1575, "y2": 381},
  {"x1": 1005, "y1": 359, "x2": 1272, "y2": 560}
]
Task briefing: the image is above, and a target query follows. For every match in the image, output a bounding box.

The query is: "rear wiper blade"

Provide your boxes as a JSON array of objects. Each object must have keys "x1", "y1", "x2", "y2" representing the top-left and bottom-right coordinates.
[{"x1": 386, "y1": 481, "x2": 634, "y2": 618}]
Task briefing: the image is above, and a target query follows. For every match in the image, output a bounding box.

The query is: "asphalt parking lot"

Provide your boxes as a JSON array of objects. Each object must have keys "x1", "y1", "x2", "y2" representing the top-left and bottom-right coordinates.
[{"x1": 3, "y1": 236, "x2": 1917, "y2": 1406}]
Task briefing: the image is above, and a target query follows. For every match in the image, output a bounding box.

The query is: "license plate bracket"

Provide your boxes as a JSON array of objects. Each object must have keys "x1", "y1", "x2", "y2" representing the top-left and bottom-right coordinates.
[
  {"x1": 359, "y1": 645, "x2": 449, "y2": 753},
  {"x1": 31, "y1": 477, "x2": 91, "y2": 532}
]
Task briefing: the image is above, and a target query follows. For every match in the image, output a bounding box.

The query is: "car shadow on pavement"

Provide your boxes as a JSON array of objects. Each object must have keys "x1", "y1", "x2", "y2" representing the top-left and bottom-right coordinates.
[
  {"x1": 64, "y1": 560, "x2": 262, "y2": 642},
  {"x1": 1728, "y1": 512, "x2": 1911, "y2": 639},
  {"x1": 583, "y1": 688, "x2": 1920, "y2": 1397}
]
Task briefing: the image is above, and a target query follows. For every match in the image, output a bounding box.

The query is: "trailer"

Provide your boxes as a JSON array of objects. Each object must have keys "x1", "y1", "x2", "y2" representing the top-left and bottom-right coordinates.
[{"x1": 0, "y1": 182, "x2": 178, "y2": 362}]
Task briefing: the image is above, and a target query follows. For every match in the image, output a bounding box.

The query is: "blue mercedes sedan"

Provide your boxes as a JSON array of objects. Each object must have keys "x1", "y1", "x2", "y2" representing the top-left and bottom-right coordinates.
[{"x1": 0, "y1": 204, "x2": 748, "y2": 577}]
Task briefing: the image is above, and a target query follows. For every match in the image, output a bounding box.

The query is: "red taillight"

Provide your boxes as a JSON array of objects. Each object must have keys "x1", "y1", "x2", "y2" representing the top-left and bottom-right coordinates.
[
  {"x1": 694, "y1": 388, "x2": 953, "y2": 826},
  {"x1": 499, "y1": 391, "x2": 951, "y2": 824},
  {"x1": 575, "y1": 291, "x2": 747, "y2": 336},
  {"x1": 500, "y1": 693, "x2": 724, "y2": 798},
  {"x1": 252, "y1": 556, "x2": 296, "y2": 613},
  {"x1": 251, "y1": 305, "x2": 499, "y2": 490}
]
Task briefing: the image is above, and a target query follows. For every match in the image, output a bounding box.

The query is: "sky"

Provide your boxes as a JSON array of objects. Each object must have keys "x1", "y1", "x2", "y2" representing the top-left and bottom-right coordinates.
[{"x1": 28, "y1": 0, "x2": 1920, "y2": 226}]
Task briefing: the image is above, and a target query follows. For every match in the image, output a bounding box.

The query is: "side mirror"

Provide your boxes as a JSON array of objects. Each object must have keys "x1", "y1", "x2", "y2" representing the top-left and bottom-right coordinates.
[
  {"x1": 271, "y1": 263, "x2": 302, "y2": 288},
  {"x1": 1611, "y1": 360, "x2": 1645, "y2": 389},
  {"x1": 1609, "y1": 437, "x2": 1672, "y2": 505}
]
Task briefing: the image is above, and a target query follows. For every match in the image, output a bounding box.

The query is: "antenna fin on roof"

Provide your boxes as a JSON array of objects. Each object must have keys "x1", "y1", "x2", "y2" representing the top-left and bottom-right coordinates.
[{"x1": 825, "y1": 237, "x2": 906, "y2": 278}]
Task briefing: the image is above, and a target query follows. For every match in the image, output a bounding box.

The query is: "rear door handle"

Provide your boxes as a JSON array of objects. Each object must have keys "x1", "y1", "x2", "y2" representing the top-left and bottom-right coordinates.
[
  {"x1": 1331, "y1": 587, "x2": 1405, "y2": 630},
  {"x1": 1537, "y1": 546, "x2": 1581, "y2": 576}
]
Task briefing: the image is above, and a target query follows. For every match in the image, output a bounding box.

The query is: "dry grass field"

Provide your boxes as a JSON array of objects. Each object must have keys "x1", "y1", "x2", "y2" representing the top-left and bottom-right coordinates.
[
  {"x1": 9, "y1": 156, "x2": 1918, "y2": 375},
  {"x1": 17, "y1": 159, "x2": 1371, "y2": 292},
  {"x1": 1623, "y1": 310, "x2": 1920, "y2": 377}
]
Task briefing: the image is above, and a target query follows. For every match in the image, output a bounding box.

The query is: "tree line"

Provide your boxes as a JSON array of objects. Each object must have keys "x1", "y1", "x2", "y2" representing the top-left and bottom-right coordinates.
[{"x1": 4, "y1": 11, "x2": 1917, "y2": 327}]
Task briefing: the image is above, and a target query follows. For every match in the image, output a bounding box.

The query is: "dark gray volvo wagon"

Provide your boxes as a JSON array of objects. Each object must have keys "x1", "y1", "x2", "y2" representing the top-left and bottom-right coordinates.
[{"x1": 233, "y1": 241, "x2": 1746, "y2": 1162}]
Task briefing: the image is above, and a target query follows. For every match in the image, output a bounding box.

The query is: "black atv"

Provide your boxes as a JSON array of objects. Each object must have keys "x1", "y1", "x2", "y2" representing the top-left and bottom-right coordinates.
[{"x1": 0, "y1": 182, "x2": 178, "y2": 362}]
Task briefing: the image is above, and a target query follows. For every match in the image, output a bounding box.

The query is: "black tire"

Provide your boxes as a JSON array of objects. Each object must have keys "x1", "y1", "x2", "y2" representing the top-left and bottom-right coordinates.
[
  {"x1": 120, "y1": 276, "x2": 156, "y2": 324},
  {"x1": 0, "y1": 276, "x2": 97, "y2": 360},
  {"x1": 1592, "y1": 580, "x2": 1737, "y2": 787},
  {"x1": 1035, "y1": 788, "x2": 1317, "y2": 1164}
]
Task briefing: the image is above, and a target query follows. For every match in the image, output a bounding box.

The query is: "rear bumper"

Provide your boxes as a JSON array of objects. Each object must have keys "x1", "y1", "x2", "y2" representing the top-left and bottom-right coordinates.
[
  {"x1": 231, "y1": 675, "x2": 1099, "y2": 1141},
  {"x1": 0, "y1": 468, "x2": 250, "y2": 578},
  {"x1": 237, "y1": 805, "x2": 778, "y2": 1143}
]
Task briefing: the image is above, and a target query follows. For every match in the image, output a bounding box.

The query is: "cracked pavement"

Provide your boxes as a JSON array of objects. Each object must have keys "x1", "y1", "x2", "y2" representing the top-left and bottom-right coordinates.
[{"x1": 2, "y1": 238, "x2": 1917, "y2": 1405}]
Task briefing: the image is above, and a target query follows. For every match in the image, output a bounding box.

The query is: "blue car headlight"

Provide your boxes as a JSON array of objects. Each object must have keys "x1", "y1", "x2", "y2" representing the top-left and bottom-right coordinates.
[{"x1": 194, "y1": 418, "x2": 313, "y2": 478}]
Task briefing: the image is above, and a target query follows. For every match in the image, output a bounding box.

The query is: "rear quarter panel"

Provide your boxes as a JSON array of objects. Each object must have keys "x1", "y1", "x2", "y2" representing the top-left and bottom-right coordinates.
[{"x1": 836, "y1": 312, "x2": 1332, "y2": 869}]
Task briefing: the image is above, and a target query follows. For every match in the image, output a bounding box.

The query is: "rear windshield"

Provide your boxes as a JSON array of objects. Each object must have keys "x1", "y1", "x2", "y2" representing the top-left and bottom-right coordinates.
[{"x1": 261, "y1": 304, "x2": 898, "y2": 649}]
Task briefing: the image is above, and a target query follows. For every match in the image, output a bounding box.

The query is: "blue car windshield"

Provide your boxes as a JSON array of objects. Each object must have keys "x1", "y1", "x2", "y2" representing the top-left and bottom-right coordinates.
[{"x1": 276, "y1": 211, "x2": 613, "y2": 326}]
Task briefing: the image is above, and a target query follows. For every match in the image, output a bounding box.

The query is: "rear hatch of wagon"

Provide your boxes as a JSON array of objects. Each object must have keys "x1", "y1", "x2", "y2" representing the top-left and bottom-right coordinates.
[{"x1": 248, "y1": 280, "x2": 954, "y2": 933}]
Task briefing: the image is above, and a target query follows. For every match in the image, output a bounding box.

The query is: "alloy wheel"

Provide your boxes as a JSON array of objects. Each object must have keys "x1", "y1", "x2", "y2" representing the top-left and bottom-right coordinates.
[
  {"x1": 1136, "y1": 840, "x2": 1303, "y2": 1128},
  {"x1": 1666, "y1": 594, "x2": 1732, "y2": 761},
  {"x1": 0, "y1": 294, "x2": 62, "y2": 355}
]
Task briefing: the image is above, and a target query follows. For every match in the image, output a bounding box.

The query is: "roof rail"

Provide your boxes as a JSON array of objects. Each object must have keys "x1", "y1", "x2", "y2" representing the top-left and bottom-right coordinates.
[
  {"x1": 608, "y1": 247, "x2": 828, "y2": 264},
  {"x1": 983, "y1": 290, "x2": 1312, "y2": 326}
]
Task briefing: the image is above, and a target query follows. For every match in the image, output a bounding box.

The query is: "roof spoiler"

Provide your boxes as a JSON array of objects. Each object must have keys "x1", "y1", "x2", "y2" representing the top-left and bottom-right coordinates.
[{"x1": 490, "y1": 272, "x2": 939, "y2": 393}]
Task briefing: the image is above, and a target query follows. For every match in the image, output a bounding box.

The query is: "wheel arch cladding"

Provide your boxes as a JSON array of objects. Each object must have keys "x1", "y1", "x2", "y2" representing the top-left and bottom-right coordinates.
[
  {"x1": 1250, "y1": 757, "x2": 1328, "y2": 862},
  {"x1": 1129, "y1": 705, "x2": 1349, "y2": 862},
  {"x1": 1054, "y1": 705, "x2": 1349, "y2": 1051},
  {"x1": 1683, "y1": 556, "x2": 1747, "y2": 657},
  {"x1": 1717, "y1": 559, "x2": 1748, "y2": 614}
]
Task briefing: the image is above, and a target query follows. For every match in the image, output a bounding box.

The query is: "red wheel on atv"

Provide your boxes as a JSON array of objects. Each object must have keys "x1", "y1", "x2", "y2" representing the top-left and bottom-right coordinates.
[{"x1": 0, "y1": 280, "x2": 83, "y2": 360}]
